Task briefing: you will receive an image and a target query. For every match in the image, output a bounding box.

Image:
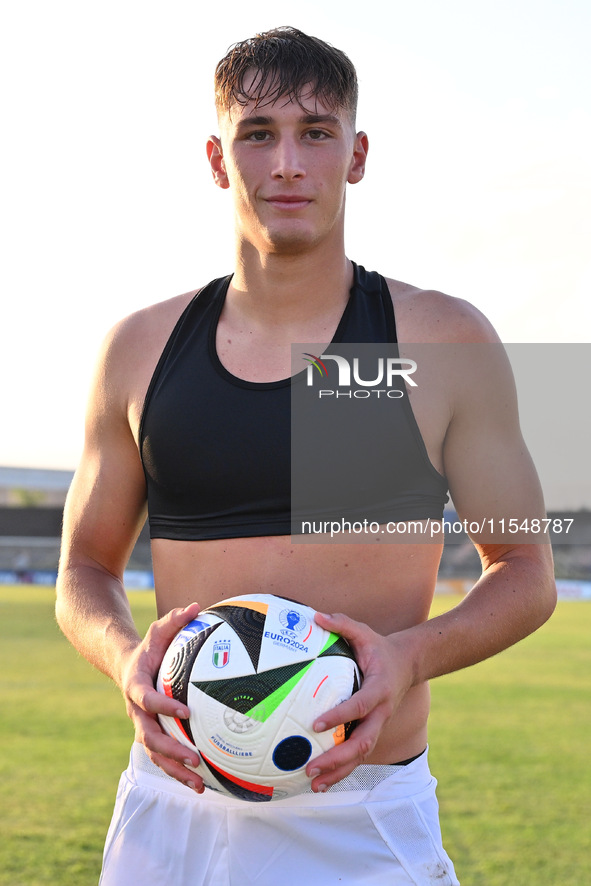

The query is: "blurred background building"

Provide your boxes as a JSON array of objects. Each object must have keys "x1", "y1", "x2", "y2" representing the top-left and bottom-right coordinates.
[{"x1": 1, "y1": 466, "x2": 589, "y2": 595}]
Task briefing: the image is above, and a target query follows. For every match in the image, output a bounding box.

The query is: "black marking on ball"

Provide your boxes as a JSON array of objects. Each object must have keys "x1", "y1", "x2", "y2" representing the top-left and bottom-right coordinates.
[
  {"x1": 200, "y1": 754, "x2": 273, "y2": 803},
  {"x1": 162, "y1": 622, "x2": 221, "y2": 745},
  {"x1": 344, "y1": 669, "x2": 362, "y2": 740},
  {"x1": 204, "y1": 604, "x2": 265, "y2": 671},
  {"x1": 164, "y1": 623, "x2": 221, "y2": 705},
  {"x1": 272, "y1": 736, "x2": 313, "y2": 771},
  {"x1": 318, "y1": 634, "x2": 356, "y2": 661},
  {"x1": 192, "y1": 660, "x2": 311, "y2": 715}
]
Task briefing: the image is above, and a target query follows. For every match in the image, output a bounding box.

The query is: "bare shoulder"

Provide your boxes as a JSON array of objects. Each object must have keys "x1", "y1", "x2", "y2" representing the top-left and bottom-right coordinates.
[
  {"x1": 105, "y1": 288, "x2": 199, "y2": 365},
  {"x1": 90, "y1": 288, "x2": 201, "y2": 434},
  {"x1": 385, "y1": 277, "x2": 501, "y2": 344}
]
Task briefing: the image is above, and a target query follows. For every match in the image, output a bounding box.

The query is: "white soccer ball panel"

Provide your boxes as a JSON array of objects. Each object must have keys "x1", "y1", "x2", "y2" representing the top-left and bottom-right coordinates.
[
  {"x1": 187, "y1": 625, "x2": 257, "y2": 680},
  {"x1": 156, "y1": 594, "x2": 361, "y2": 801}
]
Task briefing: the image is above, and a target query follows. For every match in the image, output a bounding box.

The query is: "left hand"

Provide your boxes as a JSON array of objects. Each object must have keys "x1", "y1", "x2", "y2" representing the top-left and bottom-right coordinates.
[
  {"x1": 306, "y1": 611, "x2": 414, "y2": 792},
  {"x1": 120, "y1": 603, "x2": 205, "y2": 791}
]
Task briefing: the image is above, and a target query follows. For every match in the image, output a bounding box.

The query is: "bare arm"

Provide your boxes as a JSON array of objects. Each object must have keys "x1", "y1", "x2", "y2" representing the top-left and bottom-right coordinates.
[
  {"x1": 402, "y1": 337, "x2": 556, "y2": 677},
  {"x1": 55, "y1": 316, "x2": 204, "y2": 790},
  {"x1": 307, "y1": 317, "x2": 556, "y2": 790}
]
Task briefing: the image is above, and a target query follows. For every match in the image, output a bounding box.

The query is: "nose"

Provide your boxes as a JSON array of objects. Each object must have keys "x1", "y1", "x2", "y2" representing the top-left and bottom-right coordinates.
[{"x1": 271, "y1": 136, "x2": 306, "y2": 181}]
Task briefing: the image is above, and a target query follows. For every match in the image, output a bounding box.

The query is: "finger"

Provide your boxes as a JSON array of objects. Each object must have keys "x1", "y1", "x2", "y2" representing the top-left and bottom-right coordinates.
[
  {"x1": 150, "y1": 752, "x2": 206, "y2": 793},
  {"x1": 314, "y1": 611, "x2": 375, "y2": 669},
  {"x1": 146, "y1": 734, "x2": 205, "y2": 793},
  {"x1": 314, "y1": 610, "x2": 365, "y2": 642},
  {"x1": 131, "y1": 680, "x2": 191, "y2": 720},
  {"x1": 307, "y1": 715, "x2": 382, "y2": 790},
  {"x1": 309, "y1": 760, "x2": 355, "y2": 793},
  {"x1": 145, "y1": 603, "x2": 202, "y2": 658},
  {"x1": 312, "y1": 673, "x2": 384, "y2": 733},
  {"x1": 132, "y1": 705, "x2": 203, "y2": 777},
  {"x1": 126, "y1": 604, "x2": 203, "y2": 697},
  {"x1": 166, "y1": 602, "x2": 202, "y2": 628},
  {"x1": 307, "y1": 748, "x2": 360, "y2": 790}
]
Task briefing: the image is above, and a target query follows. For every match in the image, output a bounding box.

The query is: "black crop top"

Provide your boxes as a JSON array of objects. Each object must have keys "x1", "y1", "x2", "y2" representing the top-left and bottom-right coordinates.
[{"x1": 139, "y1": 263, "x2": 448, "y2": 540}]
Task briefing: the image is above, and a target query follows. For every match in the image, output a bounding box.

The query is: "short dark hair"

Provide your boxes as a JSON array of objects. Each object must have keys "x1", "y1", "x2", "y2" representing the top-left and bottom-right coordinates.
[{"x1": 214, "y1": 26, "x2": 358, "y2": 122}]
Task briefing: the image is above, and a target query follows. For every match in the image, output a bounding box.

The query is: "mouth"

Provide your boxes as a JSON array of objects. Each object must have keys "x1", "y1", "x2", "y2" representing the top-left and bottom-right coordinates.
[{"x1": 264, "y1": 195, "x2": 312, "y2": 211}]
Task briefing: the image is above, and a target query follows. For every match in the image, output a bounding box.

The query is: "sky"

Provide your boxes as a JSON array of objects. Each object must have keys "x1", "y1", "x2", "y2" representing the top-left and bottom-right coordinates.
[{"x1": 1, "y1": 0, "x2": 590, "y2": 506}]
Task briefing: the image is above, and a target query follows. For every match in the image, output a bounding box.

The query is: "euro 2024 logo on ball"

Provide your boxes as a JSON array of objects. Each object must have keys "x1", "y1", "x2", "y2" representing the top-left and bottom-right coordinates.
[{"x1": 264, "y1": 605, "x2": 313, "y2": 654}]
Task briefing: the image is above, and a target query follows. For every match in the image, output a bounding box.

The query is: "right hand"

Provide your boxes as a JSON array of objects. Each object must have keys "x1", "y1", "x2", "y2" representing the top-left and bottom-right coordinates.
[{"x1": 119, "y1": 603, "x2": 205, "y2": 792}]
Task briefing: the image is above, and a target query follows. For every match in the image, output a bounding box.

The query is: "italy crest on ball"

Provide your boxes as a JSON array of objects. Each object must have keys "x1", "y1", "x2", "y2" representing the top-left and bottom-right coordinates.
[{"x1": 156, "y1": 594, "x2": 361, "y2": 802}]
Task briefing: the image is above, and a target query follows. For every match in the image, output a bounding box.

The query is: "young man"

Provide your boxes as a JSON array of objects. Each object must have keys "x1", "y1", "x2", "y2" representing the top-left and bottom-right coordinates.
[{"x1": 56, "y1": 27, "x2": 556, "y2": 886}]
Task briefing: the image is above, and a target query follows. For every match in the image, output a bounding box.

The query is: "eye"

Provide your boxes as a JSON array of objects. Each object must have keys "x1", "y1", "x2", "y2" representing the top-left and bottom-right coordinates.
[
  {"x1": 306, "y1": 129, "x2": 328, "y2": 140},
  {"x1": 246, "y1": 130, "x2": 272, "y2": 142}
]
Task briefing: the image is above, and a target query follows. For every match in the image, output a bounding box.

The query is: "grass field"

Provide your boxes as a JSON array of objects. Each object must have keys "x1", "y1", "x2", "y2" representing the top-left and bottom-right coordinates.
[{"x1": 0, "y1": 586, "x2": 589, "y2": 885}]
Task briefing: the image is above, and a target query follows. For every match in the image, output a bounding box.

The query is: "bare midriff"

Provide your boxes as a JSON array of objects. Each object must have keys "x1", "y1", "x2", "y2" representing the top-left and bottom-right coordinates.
[{"x1": 151, "y1": 530, "x2": 443, "y2": 765}]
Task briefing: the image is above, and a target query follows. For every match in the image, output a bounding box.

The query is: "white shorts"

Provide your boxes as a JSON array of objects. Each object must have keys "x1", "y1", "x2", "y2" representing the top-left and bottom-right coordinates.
[{"x1": 99, "y1": 743, "x2": 459, "y2": 886}]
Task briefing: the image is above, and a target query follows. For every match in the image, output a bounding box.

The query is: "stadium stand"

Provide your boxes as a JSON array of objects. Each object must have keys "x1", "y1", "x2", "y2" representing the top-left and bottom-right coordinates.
[{"x1": 0, "y1": 467, "x2": 151, "y2": 584}]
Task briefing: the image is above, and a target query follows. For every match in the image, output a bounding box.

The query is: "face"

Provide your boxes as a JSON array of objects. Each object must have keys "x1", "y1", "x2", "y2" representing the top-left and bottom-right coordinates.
[{"x1": 207, "y1": 79, "x2": 368, "y2": 256}]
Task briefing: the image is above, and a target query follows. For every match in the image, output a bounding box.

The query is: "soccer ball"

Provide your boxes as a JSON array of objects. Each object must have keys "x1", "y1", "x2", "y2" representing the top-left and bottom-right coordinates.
[{"x1": 156, "y1": 594, "x2": 361, "y2": 802}]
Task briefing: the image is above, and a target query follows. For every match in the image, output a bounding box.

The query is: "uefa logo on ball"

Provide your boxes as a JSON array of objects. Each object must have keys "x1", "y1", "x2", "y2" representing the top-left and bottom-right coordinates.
[{"x1": 279, "y1": 607, "x2": 307, "y2": 639}]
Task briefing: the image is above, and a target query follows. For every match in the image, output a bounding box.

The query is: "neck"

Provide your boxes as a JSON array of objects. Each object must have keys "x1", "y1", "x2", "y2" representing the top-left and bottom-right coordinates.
[{"x1": 230, "y1": 240, "x2": 353, "y2": 329}]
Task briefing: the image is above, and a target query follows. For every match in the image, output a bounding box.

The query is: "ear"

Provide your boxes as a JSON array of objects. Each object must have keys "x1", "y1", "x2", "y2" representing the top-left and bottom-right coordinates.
[
  {"x1": 347, "y1": 131, "x2": 369, "y2": 185},
  {"x1": 206, "y1": 135, "x2": 230, "y2": 190}
]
